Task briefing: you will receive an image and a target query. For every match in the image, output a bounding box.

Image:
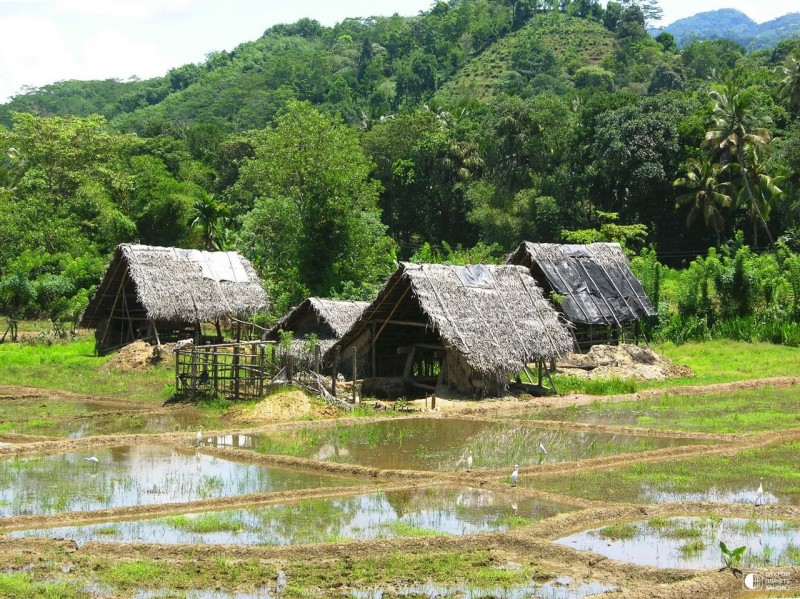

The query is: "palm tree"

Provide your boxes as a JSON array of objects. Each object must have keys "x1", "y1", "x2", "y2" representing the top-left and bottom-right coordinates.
[
  {"x1": 735, "y1": 146, "x2": 784, "y2": 247},
  {"x1": 703, "y1": 82, "x2": 775, "y2": 245},
  {"x1": 778, "y1": 52, "x2": 800, "y2": 113},
  {"x1": 189, "y1": 192, "x2": 230, "y2": 251},
  {"x1": 674, "y1": 158, "x2": 733, "y2": 247}
]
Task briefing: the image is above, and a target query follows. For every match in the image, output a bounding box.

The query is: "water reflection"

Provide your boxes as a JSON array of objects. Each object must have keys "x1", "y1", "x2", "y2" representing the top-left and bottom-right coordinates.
[
  {"x1": 0, "y1": 445, "x2": 357, "y2": 516},
  {"x1": 556, "y1": 517, "x2": 800, "y2": 569},
  {"x1": 208, "y1": 420, "x2": 714, "y2": 471},
  {"x1": 11, "y1": 487, "x2": 571, "y2": 545}
]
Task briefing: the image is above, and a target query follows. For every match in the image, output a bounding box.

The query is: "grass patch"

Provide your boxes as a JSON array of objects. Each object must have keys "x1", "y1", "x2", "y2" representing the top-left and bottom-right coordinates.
[
  {"x1": 598, "y1": 523, "x2": 637, "y2": 540},
  {"x1": 165, "y1": 513, "x2": 245, "y2": 534},
  {"x1": 530, "y1": 384, "x2": 800, "y2": 433},
  {"x1": 0, "y1": 573, "x2": 81, "y2": 598},
  {"x1": 678, "y1": 539, "x2": 705, "y2": 558},
  {"x1": 0, "y1": 338, "x2": 171, "y2": 402},
  {"x1": 381, "y1": 521, "x2": 442, "y2": 538}
]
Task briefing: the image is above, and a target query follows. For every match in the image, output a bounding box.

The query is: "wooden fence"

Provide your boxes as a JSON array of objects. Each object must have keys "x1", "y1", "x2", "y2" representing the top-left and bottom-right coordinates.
[{"x1": 175, "y1": 340, "x2": 279, "y2": 400}]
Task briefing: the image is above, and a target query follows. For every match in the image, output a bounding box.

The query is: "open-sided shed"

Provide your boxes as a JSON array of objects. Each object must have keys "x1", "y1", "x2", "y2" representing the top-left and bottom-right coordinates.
[
  {"x1": 265, "y1": 297, "x2": 369, "y2": 369},
  {"x1": 81, "y1": 244, "x2": 269, "y2": 354},
  {"x1": 326, "y1": 262, "x2": 573, "y2": 398},
  {"x1": 507, "y1": 242, "x2": 656, "y2": 350}
]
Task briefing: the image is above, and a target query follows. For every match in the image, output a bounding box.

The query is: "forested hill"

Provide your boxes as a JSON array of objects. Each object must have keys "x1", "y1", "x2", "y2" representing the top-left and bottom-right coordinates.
[
  {"x1": 657, "y1": 9, "x2": 800, "y2": 50},
  {"x1": 1, "y1": 0, "x2": 800, "y2": 337}
]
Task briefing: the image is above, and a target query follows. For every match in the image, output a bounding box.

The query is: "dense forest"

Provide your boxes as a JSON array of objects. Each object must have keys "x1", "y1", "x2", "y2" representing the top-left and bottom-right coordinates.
[{"x1": 1, "y1": 0, "x2": 799, "y2": 345}]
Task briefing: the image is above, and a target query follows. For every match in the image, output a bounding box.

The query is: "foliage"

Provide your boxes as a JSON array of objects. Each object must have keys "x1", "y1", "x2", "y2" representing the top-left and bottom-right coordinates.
[
  {"x1": 720, "y1": 540, "x2": 747, "y2": 570},
  {"x1": 235, "y1": 101, "x2": 395, "y2": 313}
]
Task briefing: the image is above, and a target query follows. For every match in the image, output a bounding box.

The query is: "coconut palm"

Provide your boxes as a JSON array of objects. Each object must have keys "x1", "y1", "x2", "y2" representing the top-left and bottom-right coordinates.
[
  {"x1": 778, "y1": 52, "x2": 800, "y2": 113},
  {"x1": 674, "y1": 158, "x2": 733, "y2": 247},
  {"x1": 189, "y1": 192, "x2": 230, "y2": 251},
  {"x1": 704, "y1": 82, "x2": 774, "y2": 245},
  {"x1": 735, "y1": 146, "x2": 784, "y2": 247}
]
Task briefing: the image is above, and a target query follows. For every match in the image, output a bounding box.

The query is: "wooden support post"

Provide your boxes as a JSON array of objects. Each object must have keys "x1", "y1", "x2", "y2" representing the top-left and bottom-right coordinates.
[
  {"x1": 431, "y1": 393, "x2": 436, "y2": 410},
  {"x1": 352, "y1": 347, "x2": 358, "y2": 404},
  {"x1": 287, "y1": 354, "x2": 294, "y2": 383},
  {"x1": 191, "y1": 346, "x2": 198, "y2": 395},
  {"x1": 233, "y1": 343, "x2": 240, "y2": 400},
  {"x1": 371, "y1": 322, "x2": 376, "y2": 377},
  {"x1": 174, "y1": 347, "x2": 180, "y2": 391},
  {"x1": 332, "y1": 349, "x2": 339, "y2": 397},
  {"x1": 212, "y1": 350, "x2": 219, "y2": 394},
  {"x1": 538, "y1": 361, "x2": 543, "y2": 386}
]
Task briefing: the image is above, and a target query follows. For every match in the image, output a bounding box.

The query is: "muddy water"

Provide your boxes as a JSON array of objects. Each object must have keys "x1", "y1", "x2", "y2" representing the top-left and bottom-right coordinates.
[
  {"x1": 0, "y1": 399, "x2": 213, "y2": 438},
  {"x1": 0, "y1": 445, "x2": 357, "y2": 516},
  {"x1": 202, "y1": 419, "x2": 711, "y2": 471},
  {"x1": 352, "y1": 576, "x2": 617, "y2": 598},
  {"x1": 10, "y1": 487, "x2": 571, "y2": 545},
  {"x1": 556, "y1": 517, "x2": 800, "y2": 569}
]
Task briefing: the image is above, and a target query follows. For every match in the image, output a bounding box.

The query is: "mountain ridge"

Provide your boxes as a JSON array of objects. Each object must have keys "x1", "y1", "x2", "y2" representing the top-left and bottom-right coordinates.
[{"x1": 655, "y1": 8, "x2": 800, "y2": 50}]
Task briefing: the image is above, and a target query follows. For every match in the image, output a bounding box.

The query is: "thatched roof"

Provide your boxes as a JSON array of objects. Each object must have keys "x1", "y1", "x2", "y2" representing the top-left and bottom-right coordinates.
[
  {"x1": 329, "y1": 263, "x2": 572, "y2": 384},
  {"x1": 81, "y1": 244, "x2": 269, "y2": 327},
  {"x1": 507, "y1": 242, "x2": 656, "y2": 326},
  {"x1": 265, "y1": 297, "x2": 369, "y2": 355}
]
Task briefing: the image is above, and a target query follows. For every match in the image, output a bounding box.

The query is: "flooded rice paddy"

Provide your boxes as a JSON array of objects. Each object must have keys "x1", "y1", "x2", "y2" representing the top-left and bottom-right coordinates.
[
  {"x1": 11, "y1": 487, "x2": 571, "y2": 545},
  {"x1": 201, "y1": 419, "x2": 713, "y2": 471},
  {"x1": 0, "y1": 445, "x2": 357, "y2": 516},
  {"x1": 0, "y1": 399, "x2": 213, "y2": 438},
  {"x1": 530, "y1": 440, "x2": 800, "y2": 505},
  {"x1": 556, "y1": 517, "x2": 800, "y2": 569}
]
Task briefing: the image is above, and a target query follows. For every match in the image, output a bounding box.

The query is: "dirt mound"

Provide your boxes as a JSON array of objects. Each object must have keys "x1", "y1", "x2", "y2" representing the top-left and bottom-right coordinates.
[
  {"x1": 103, "y1": 340, "x2": 170, "y2": 372},
  {"x1": 558, "y1": 344, "x2": 693, "y2": 381},
  {"x1": 247, "y1": 390, "x2": 312, "y2": 421}
]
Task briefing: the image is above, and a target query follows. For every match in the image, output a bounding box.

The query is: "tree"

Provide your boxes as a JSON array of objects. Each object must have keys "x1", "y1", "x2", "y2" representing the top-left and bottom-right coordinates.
[
  {"x1": 735, "y1": 147, "x2": 784, "y2": 247},
  {"x1": 235, "y1": 101, "x2": 395, "y2": 311},
  {"x1": 673, "y1": 158, "x2": 733, "y2": 247},
  {"x1": 778, "y1": 52, "x2": 800, "y2": 113},
  {"x1": 704, "y1": 82, "x2": 775, "y2": 245},
  {"x1": 189, "y1": 192, "x2": 230, "y2": 251}
]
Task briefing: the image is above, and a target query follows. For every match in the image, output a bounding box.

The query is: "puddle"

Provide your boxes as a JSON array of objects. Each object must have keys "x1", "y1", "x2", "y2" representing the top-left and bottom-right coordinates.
[
  {"x1": 134, "y1": 588, "x2": 277, "y2": 599},
  {"x1": 351, "y1": 576, "x2": 616, "y2": 598},
  {"x1": 10, "y1": 487, "x2": 571, "y2": 545},
  {"x1": 0, "y1": 399, "x2": 214, "y2": 438},
  {"x1": 202, "y1": 420, "x2": 711, "y2": 471},
  {"x1": 0, "y1": 445, "x2": 358, "y2": 516},
  {"x1": 556, "y1": 517, "x2": 800, "y2": 569}
]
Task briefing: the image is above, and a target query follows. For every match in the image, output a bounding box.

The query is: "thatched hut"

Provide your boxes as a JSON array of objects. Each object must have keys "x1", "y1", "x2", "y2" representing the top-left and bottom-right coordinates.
[
  {"x1": 264, "y1": 297, "x2": 369, "y2": 371},
  {"x1": 81, "y1": 244, "x2": 269, "y2": 354},
  {"x1": 507, "y1": 242, "x2": 656, "y2": 350},
  {"x1": 327, "y1": 263, "x2": 573, "y2": 398}
]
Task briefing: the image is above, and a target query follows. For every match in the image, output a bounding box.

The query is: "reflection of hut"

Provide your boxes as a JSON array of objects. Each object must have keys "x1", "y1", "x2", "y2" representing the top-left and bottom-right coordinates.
[
  {"x1": 507, "y1": 242, "x2": 656, "y2": 350},
  {"x1": 265, "y1": 298, "x2": 369, "y2": 372},
  {"x1": 81, "y1": 244, "x2": 269, "y2": 354},
  {"x1": 327, "y1": 263, "x2": 572, "y2": 398}
]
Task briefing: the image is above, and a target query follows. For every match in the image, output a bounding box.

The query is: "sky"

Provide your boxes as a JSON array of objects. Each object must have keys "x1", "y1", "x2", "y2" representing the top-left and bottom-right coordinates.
[{"x1": 0, "y1": 0, "x2": 796, "y2": 103}]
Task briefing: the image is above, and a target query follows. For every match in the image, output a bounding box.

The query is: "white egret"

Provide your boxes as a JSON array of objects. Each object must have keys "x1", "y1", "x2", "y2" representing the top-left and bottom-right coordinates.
[
  {"x1": 755, "y1": 477, "x2": 764, "y2": 506},
  {"x1": 196, "y1": 429, "x2": 202, "y2": 446},
  {"x1": 511, "y1": 464, "x2": 519, "y2": 487},
  {"x1": 466, "y1": 452, "x2": 473, "y2": 472},
  {"x1": 84, "y1": 456, "x2": 99, "y2": 465},
  {"x1": 276, "y1": 570, "x2": 286, "y2": 594},
  {"x1": 538, "y1": 441, "x2": 547, "y2": 455}
]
